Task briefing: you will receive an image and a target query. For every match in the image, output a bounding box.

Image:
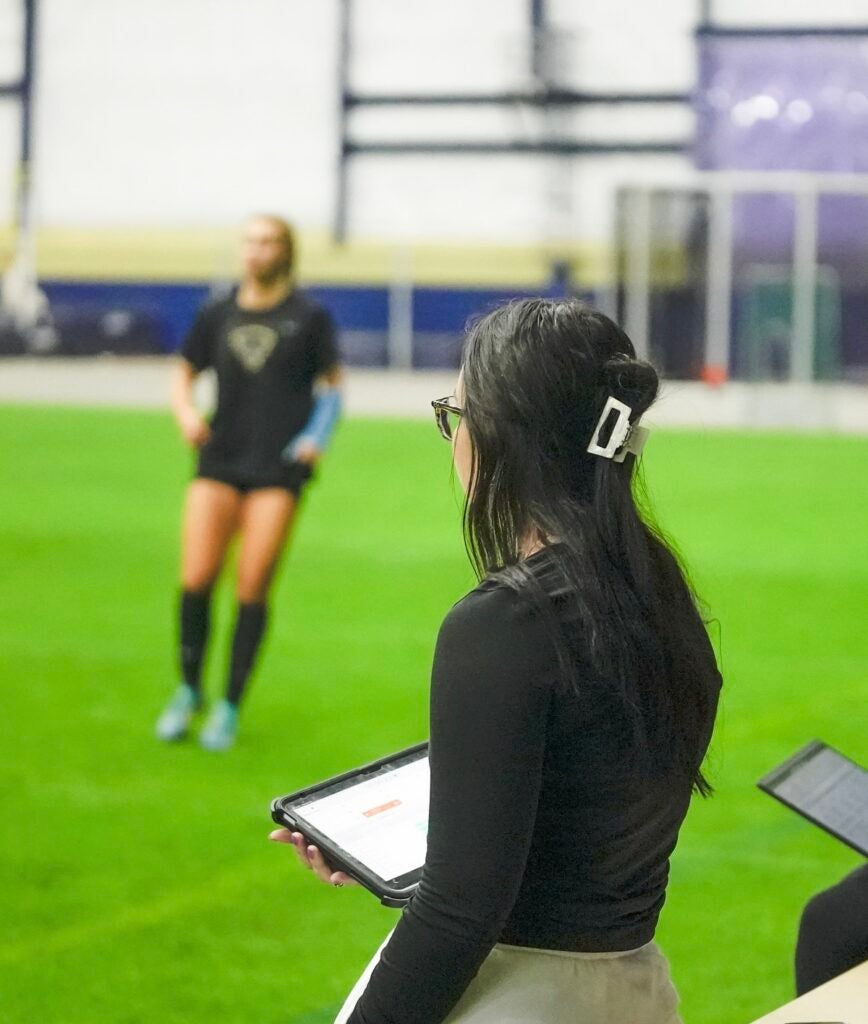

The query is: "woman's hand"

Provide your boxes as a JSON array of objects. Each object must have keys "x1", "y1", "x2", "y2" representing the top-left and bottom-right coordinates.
[
  {"x1": 269, "y1": 828, "x2": 359, "y2": 888},
  {"x1": 287, "y1": 437, "x2": 320, "y2": 466},
  {"x1": 178, "y1": 407, "x2": 211, "y2": 448}
]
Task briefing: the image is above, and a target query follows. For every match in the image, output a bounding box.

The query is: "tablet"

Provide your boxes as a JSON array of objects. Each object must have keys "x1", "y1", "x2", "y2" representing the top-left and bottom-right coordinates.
[
  {"x1": 271, "y1": 742, "x2": 429, "y2": 907},
  {"x1": 758, "y1": 740, "x2": 868, "y2": 856}
]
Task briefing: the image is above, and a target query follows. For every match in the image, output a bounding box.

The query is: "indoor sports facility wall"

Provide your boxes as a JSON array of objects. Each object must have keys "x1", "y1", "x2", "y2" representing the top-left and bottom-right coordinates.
[
  {"x1": 2, "y1": 0, "x2": 868, "y2": 372},
  {"x1": 0, "y1": 0, "x2": 859, "y2": 237}
]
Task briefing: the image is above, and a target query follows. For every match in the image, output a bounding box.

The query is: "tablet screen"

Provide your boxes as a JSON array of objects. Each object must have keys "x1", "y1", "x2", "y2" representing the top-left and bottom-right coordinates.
[
  {"x1": 760, "y1": 742, "x2": 868, "y2": 856},
  {"x1": 294, "y1": 755, "x2": 430, "y2": 883}
]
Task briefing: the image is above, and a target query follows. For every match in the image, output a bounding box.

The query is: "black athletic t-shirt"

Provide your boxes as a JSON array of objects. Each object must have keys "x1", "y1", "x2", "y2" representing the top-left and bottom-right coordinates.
[
  {"x1": 181, "y1": 288, "x2": 338, "y2": 477},
  {"x1": 346, "y1": 547, "x2": 722, "y2": 1024}
]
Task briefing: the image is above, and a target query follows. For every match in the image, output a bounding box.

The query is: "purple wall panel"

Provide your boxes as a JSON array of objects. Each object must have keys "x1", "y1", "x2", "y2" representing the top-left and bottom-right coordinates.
[
  {"x1": 696, "y1": 35, "x2": 868, "y2": 260},
  {"x1": 696, "y1": 36, "x2": 868, "y2": 174},
  {"x1": 695, "y1": 34, "x2": 868, "y2": 370}
]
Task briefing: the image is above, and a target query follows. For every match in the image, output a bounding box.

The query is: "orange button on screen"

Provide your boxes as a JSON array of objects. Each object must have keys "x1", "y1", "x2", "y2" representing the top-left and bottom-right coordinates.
[{"x1": 363, "y1": 799, "x2": 402, "y2": 818}]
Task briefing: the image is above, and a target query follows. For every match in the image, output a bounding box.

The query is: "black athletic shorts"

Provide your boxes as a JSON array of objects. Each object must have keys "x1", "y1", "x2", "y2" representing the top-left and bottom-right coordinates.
[{"x1": 196, "y1": 451, "x2": 314, "y2": 497}]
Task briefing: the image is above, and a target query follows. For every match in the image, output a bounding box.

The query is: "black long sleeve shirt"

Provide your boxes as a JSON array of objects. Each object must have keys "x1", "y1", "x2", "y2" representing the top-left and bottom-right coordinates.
[{"x1": 347, "y1": 554, "x2": 721, "y2": 1024}]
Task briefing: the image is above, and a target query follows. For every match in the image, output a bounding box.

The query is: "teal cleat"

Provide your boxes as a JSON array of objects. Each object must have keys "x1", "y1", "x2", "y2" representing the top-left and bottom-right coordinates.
[
  {"x1": 199, "y1": 700, "x2": 238, "y2": 751},
  {"x1": 155, "y1": 684, "x2": 201, "y2": 741}
]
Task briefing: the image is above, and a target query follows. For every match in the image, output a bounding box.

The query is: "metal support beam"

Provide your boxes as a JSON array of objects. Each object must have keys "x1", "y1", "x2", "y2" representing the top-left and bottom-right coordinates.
[
  {"x1": 387, "y1": 249, "x2": 414, "y2": 370},
  {"x1": 345, "y1": 140, "x2": 686, "y2": 156},
  {"x1": 791, "y1": 189, "x2": 819, "y2": 382},
  {"x1": 1, "y1": 0, "x2": 38, "y2": 236},
  {"x1": 530, "y1": 0, "x2": 547, "y2": 83},
  {"x1": 333, "y1": 0, "x2": 351, "y2": 242},
  {"x1": 624, "y1": 190, "x2": 652, "y2": 360},
  {"x1": 696, "y1": 25, "x2": 868, "y2": 37},
  {"x1": 2, "y1": 0, "x2": 37, "y2": 250},
  {"x1": 344, "y1": 90, "x2": 691, "y2": 108},
  {"x1": 20, "y1": 0, "x2": 35, "y2": 169},
  {"x1": 705, "y1": 189, "x2": 733, "y2": 380}
]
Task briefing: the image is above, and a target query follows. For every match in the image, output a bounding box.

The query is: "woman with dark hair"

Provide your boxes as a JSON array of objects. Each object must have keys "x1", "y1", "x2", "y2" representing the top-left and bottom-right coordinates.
[
  {"x1": 155, "y1": 214, "x2": 342, "y2": 750},
  {"x1": 272, "y1": 298, "x2": 720, "y2": 1022}
]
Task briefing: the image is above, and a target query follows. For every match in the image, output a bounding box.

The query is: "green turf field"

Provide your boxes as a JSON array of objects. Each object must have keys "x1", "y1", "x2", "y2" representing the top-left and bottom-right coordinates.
[{"x1": 0, "y1": 404, "x2": 865, "y2": 1024}]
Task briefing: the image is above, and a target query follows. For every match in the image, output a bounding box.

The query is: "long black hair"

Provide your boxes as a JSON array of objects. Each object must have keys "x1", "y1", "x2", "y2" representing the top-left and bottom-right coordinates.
[{"x1": 460, "y1": 298, "x2": 717, "y2": 796}]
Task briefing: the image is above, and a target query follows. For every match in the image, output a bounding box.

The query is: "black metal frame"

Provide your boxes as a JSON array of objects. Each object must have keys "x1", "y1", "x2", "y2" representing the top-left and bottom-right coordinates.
[
  {"x1": 334, "y1": 0, "x2": 693, "y2": 240},
  {"x1": 696, "y1": 24, "x2": 868, "y2": 37},
  {"x1": 346, "y1": 140, "x2": 685, "y2": 157},
  {"x1": 1, "y1": 0, "x2": 37, "y2": 237},
  {"x1": 344, "y1": 90, "x2": 692, "y2": 108}
]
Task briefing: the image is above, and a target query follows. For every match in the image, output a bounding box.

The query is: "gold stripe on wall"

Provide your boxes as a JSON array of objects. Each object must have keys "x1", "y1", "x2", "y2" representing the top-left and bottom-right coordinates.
[{"x1": 0, "y1": 226, "x2": 684, "y2": 289}]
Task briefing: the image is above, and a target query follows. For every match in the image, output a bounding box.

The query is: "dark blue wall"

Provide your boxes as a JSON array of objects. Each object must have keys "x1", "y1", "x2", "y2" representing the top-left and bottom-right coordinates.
[{"x1": 40, "y1": 278, "x2": 585, "y2": 366}]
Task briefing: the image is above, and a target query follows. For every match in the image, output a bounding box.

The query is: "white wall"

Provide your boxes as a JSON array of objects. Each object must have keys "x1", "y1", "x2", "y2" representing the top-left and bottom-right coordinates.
[
  {"x1": 0, "y1": 0, "x2": 867, "y2": 254},
  {"x1": 33, "y1": 0, "x2": 339, "y2": 228}
]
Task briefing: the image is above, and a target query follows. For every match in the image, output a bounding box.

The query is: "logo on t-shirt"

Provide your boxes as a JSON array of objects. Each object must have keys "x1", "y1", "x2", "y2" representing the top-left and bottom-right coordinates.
[{"x1": 228, "y1": 324, "x2": 278, "y2": 372}]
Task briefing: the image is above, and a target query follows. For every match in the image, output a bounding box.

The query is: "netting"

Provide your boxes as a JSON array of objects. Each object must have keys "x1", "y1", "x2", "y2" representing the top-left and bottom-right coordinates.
[{"x1": 616, "y1": 179, "x2": 868, "y2": 384}]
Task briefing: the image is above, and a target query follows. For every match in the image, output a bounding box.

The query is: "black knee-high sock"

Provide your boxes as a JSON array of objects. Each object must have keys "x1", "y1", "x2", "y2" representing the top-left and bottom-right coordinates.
[
  {"x1": 179, "y1": 589, "x2": 211, "y2": 697},
  {"x1": 226, "y1": 602, "x2": 268, "y2": 707}
]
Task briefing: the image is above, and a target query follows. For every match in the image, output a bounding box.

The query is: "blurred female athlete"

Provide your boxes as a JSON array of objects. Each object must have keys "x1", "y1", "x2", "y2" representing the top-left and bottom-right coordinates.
[{"x1": 156, "y1": 215, "x2": 342, "y2": 750}]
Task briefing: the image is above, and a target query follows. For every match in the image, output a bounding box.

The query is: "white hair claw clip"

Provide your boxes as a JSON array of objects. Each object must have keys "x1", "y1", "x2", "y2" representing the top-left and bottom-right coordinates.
[{"x1": 587, "y1": 396, "x2": 649, "y2": 462}]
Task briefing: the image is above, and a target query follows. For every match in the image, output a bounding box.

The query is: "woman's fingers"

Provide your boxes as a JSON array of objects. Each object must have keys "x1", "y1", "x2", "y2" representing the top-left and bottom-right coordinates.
[
  {"x1": 269, "y1": 829, "x2": 357, "y2": 886},
  {"x1": 287, "y1": 833, "x2": 325, "y2": 877},
  {"x1": 269, "y1": 829, "x2": 314, "y2": 870},
  {"x1": 291, "y1": 833, "x2": 315, "y2": 870},
  {"x1": 306, "y1": 845, "x2": 336, "y2": 884}
]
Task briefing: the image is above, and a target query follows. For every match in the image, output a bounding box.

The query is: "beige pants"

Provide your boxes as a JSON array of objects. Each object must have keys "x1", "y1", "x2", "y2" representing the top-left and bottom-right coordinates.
[{"x1": 335, "y1": 930, "x2": 682, "y2": 1024}]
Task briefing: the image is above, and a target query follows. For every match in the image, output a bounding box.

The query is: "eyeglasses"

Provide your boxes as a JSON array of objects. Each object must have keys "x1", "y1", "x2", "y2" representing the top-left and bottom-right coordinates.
[{"x1": 431, "y1": 396, "x2": 463, "y2": 441}]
